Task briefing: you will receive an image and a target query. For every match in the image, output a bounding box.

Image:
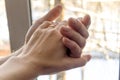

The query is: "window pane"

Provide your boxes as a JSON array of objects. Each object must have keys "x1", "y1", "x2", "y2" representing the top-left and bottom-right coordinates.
[
  {"x1": 31, "y1": 0, "x2": 50, "y2": 22},
  {"x1": 0, "y1": 0, "x2": 10, "y2": 56},
  {"x1": 30, "y1": 0, "x2": 119, "y2": 80}
]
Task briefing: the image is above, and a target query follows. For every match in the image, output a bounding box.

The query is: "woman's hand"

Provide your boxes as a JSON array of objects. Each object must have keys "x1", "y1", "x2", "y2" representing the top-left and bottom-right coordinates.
[
  {"x1": 0, "y1": 4, "x2": 63, "y2": 66},
  {"x1": 25, "y1": 4, "x2": 62, "y2": 43},
  {"x1": 0, "y1": 20, "x2": 91, "y2": 80},
  {"x1": 0, "y1": 4, "x2": 91, "y2": 80},
  {"x1": 25, "y1": 4, "x2": 91, "y2": 59},
  {"x1": 19, "y1": 21, "x2": 91, "y2": 76}
]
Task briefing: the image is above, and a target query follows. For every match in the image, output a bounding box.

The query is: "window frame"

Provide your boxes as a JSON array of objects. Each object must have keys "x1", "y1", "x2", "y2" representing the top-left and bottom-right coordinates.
[
  {"x1": 4, "y1": 0, "x2": 120, "y2": 80},
  {"x1": 5, "y1": 0, "x2": 32, "y2": 51}
]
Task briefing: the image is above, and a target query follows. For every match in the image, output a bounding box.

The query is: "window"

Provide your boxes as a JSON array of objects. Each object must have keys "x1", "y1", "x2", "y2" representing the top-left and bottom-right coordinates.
[
  {"x1": 5, "y1": 0, "x2": 32, "y2": 51},
  {"x1": 30, "y1": 0, "x2": 119, "y2": 80},
  {"x1": 0, "y1": 0, "x2": 10, "y2": 56},
  {"x1": 4, "y1": 0, "x2": 119, "y2": 80}
]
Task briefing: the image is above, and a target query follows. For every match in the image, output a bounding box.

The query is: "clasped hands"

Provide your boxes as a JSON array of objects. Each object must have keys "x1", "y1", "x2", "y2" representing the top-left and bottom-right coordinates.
[
  {"x1": 0, "y1": 4, "x2": 91, "y2": 80},
  {"x1": 20, "y1": 5, "x2": 91, "y2": 75}
]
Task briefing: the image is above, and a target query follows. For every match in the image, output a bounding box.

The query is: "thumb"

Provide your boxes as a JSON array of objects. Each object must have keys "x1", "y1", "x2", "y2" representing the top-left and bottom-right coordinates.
[
  {"x1": 63, "y1": 55, "x2": 91, "y2": 70},
  {"x1": 81, "y1": 14, "x2": 91, "y2": 29},
  {"x1": 42, "y1": 4, "x2": 62, "y2": 22},
  {"x1": 35, "y1": 4, "x2": 62, "y2": 26}
]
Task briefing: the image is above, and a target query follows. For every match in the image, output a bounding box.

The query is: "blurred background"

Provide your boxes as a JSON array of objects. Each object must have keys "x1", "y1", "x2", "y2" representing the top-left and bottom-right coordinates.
[{"x1": 0, "y1": 0, "x2": 119, "y2": 80}]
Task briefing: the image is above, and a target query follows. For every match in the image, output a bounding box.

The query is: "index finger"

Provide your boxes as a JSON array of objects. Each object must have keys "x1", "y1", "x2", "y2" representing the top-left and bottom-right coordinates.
[{"x1": 35, "y1": 4, "x2": 63, "y2": 26}]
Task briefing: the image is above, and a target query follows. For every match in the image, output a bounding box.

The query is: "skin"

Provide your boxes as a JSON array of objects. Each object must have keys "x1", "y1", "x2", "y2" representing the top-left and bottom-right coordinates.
[
  {"x1": 0, "y1": 47, "x2": 23, "y2": 65},
  {"x1": 0, "y1": 21, "x2": 91, "y2": 80},
  {"x1": 0, "y1": 4, "x2": 91, "y2": 65},
  {"x1": 0, "y1": 4, "x2": 91, "y2": 80},
  {"x1": 0, "y1": 4, "x2": 62, "y2": 65},
  {"x1": 61, "y1": 15, "x2": 91, "y2": 58}
]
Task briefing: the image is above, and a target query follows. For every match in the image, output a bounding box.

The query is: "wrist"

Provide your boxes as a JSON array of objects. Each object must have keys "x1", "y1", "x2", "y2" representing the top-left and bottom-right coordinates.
[
  {"x1": 0, "y1": 56, "x2": 38, "y2": 80},
  {"x1": 0, "y1": 46, "x2": 24, "y2": 66},
  {"x1": 12, "y1": 46, "x2": 24, "y2": 56}
]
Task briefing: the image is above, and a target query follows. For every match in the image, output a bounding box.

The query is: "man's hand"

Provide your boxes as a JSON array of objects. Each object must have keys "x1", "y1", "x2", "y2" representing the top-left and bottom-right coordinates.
[{"x1": 60, "y1": 15, "x2": 91, "y2": 58}]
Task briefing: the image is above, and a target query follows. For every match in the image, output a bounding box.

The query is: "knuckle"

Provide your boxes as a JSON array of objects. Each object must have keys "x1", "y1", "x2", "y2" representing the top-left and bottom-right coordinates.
[
  {"x1": 35, "y1": 19, "x2": 41, "y2": 24},
  {"x1": 49, "y1": 29, "x2": 58, "y2": 35},
  {"x1": 71, "y1": 43, "x2": 77, "y2": 50},
  {"x1": 34, "y1": 30, "x2": 39, "y2": 36},
  {"x1": 84, "y1": 31, "x2": 89, "y2": 39},
  {"x1": 75, "y1": 48, "x2": 82, "y2": 58},
  {"x1": 80, "y1": 39, "x2": 86, "y2": 48},
  {"x1": 79, "y1": 48, "x2": 82, "y2": 54},
  {"x1": 34, "y1": 30, "x2": 41, "y2": 35},
  {"x1": 71, "y1": 48, "x2": 82, "y2": 58},
  {"x1": 44, "y1": 21, "x2": 52, "y2": 25},
  {"x1": 32, "y1": 31, "x2": 39, "y2": 39},
  {"x1": 66, "y1": 29, "x2": 73, "y2": 38}
]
